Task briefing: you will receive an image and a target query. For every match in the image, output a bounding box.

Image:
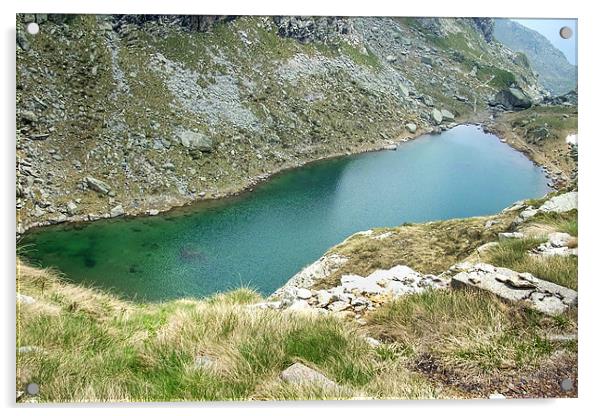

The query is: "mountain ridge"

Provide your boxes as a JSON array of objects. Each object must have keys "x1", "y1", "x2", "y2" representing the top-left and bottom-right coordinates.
[{"x1": 493, "y1": 18, "x2": 576, "y2": 95}]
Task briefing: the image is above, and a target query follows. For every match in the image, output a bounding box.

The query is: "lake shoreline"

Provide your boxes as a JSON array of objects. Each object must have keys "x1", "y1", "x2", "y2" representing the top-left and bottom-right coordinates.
[
  {"x1": 17, "y1": 112, "x2": 551, "y2": 237},
  {"x1": 20, "y1": 123, "x2": 554, "y2": 301}
]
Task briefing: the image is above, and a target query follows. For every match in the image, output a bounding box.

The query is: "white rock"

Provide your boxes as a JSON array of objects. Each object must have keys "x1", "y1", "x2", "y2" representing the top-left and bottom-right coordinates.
[
  {"x1": 17, "y1": 293, "x2": 35, "y2": 305},
  {"x1": 250, "y1": 301, "x2": 282, "y2": 310},
  {"x1": 441, "y1": 109, "x2": 455, "y2": 121},
  {"x1": 519, "y1": 207, "x2": 538, "y2": 220},
  {"x1": 498, "y1": 232, "x2": 524, "y2": 241},
  {"x1": 328, "y1": 301, "x2": 351, "y2": 312},
  {"x1": 271, "y1": 254, "x2": 348, "y2": 299},
  {"x1": 110, "y1": 204, "x2": 125, "y2": 218},
  {"x1": 17, "y1": 346, "x2": 44, "y2": 354},
  {"x1": 193, "y1": 355, "x2": 217, "y2": 371},
  {"x1": 288, "y1": 299, "x2": 311, "y2": 311},
  {"x1": 548, "y1": 232, "x2": 572, "y2": 248},
  {"x1": 296, "y1": 288, "x2": 313, "y2": 300},
  {"x1": 539, "y1": 192, "x2": 577, "y2": 213},
  {"x1": 85, "y1": 176, "x2": 111, "y2": 194},
  {"x1": 485, "y1": 220, "x2": 498, "y2": 228},
  {"x1": 316, "y1": 290, "x2": 334, "y2": 307},
  {"x1": 476, "y1": 242, "x2": 499, "y2": 254},
  {"x1": 66, "y1": 201, "x2": 78, "y2": 216},
  {"x1": 365, "y1": 337, "x2": 382, "y2": 347},
  {"x1": 451, "y1": 262, "x2": 577, "y2": 316},
  {"x1": 371, "y1": 231, "x2": 394, "y2": 240}
]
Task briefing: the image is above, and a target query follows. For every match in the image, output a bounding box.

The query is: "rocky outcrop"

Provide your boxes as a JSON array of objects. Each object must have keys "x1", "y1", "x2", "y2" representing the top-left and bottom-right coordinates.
[
  {"x1": 266, "y1": 264, "x2": 448, "y2": 316},
  {"x1": 539, "y1": 192, "x2": 577, "y2": 213},
  {"x1": 532, "y1": 232, "x2": 577, "y2": 257},
  {"x1": 511, "y1": 192, "x2": 577, "y2": 226},
  {"x1": 272, "y1": 16, "x2": 350, "y2": 44},
  {"x1": 113, "y1": 15, "x2": 237, "y2": 32},
  {"x1": 271, "y1": 254, "x2": 348, "y2": 299},
  {"x1": 492, "y1": 87, "x2": 532, "y2": 110},
  {"x1": 542, "y1": 89, "x2": 578, "y2": 106},
  {"x1": 450, "y1": 262, "x2": 577, "y2": 315}
]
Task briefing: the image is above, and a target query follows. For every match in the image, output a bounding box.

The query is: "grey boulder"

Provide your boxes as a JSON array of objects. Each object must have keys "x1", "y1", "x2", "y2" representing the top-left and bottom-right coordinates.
[
  {"x1": 177, "y1": 130, "x2": 213, "y2": 152},
  {"x1": 280, "y1": 363, "x2": 339, "y2": 390},
  {"x1": 85, "y1": 176, "x2": 111, "y2": 194}
]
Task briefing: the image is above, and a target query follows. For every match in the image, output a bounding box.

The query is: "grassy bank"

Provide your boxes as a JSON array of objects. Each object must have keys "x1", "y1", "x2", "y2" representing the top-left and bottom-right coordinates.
[
  {"x1": 489, "y1": 105, "x2": 578, "y2": 179},
  {"x1": 315, "y1": 212, "x2": 517, "y2": 290},
  {"x1": 366, "y1": 289, "x2": 576, "y2": 395},
  {"x1": 16, "y1": 193, "x2": 579, "y2": 402},
  {"x1": 17, "y1": 260, "x2": 441, "y2": 402}
]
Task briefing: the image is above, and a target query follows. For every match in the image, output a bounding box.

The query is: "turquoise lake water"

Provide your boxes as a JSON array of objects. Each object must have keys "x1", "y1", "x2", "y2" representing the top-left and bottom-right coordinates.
[{"x1": 20, "y1": 125, "x2": 550, "y2": 301}]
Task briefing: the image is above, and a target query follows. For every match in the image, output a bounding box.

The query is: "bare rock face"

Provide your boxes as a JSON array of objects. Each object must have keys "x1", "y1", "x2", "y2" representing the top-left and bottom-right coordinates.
[
  {"x1": 539, "y1": 192, "x2": 577, "y2": 213},
  {"x1": 451, "y1": 262, "x2": 577, "y2": 315},
  {"x1": 272, "y1": 16, "x2": 350, "y2": 44},
  {"x1": 280, "y1": 363, "x2": 339, "y2": 389}
]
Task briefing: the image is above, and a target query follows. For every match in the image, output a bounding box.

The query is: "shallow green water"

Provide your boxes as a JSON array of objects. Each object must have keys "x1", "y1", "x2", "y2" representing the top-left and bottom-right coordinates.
[{"x1": 20, "y1": 125, "x2": 550, "y2": 301}]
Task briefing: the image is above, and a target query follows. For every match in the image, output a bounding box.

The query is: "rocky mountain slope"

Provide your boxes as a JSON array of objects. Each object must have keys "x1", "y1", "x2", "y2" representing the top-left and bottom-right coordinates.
[
  {"x1": 16, "y1": 14, "x2": 546, "y2": 233},
  {"x1": 493, "y1": 19, "x2": 577, "y2": 95}
]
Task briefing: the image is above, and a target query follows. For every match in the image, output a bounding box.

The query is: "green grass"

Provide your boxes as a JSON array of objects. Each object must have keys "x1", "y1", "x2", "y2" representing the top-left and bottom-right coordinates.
[
  {"x1": 366, "y1": 289, "x2": 574, "y2": 379},
  {"x1": 16, "y1": 260, "x2": 439, "y2": 402},
  {"x1": 338, "y1": 41, "x2": 382, "y2": 70},
  {"x1": 485, "y1": 237, "x2": 578, "y2": 290},
  {"x1": 319, "y1": 214, "x2": 515, "y2": 289},
  {"x1": 477, "y1": 65, "x2": 517, "y2": 89},
  {"x1": 529, "y1": 210, "x2": 578, "y2": 237}
]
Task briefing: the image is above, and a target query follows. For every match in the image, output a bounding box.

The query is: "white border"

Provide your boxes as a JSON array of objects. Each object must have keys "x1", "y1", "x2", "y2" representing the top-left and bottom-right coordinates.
[{"x1": 2, "y1": 1, "x2": 600, "y2": 415}]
